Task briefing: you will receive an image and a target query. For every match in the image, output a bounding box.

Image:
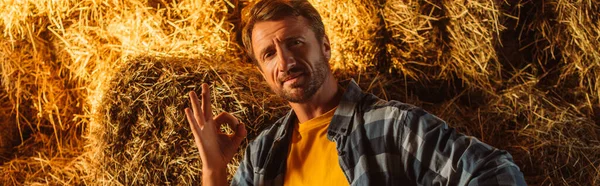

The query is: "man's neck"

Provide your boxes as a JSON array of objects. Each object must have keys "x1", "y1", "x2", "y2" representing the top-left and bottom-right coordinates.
[{"x1": 289, "y1": 74, "x2": 342, "y2": 123}]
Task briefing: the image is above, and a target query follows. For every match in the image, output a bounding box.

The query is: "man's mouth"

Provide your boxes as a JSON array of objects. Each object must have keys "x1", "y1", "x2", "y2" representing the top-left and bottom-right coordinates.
[{"x1": 280, "y1": 71, "x2": 304, "y2": 86}]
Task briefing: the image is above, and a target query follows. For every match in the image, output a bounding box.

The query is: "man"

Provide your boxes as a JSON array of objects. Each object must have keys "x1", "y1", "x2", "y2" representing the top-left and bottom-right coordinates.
[{"x1": 184, "y1": 0, "x2": 527, "y2": 185}]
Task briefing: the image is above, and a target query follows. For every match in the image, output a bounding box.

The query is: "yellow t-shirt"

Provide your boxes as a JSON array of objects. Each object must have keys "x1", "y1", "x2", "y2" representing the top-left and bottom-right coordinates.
[{"x1": 283, "y1": 107, "x2": 349, "y2": 186}]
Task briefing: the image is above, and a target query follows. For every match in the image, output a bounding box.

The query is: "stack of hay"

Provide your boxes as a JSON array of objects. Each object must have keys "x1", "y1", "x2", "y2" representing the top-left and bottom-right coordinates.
[{"x1": 1, "y1": 0, "x2": 600, "y2": 185}]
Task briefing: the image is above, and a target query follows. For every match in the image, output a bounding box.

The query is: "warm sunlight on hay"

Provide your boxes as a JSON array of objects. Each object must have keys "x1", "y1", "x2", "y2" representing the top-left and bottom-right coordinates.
[{"x1": 308, "y1": 0, "x2": 382, "y2": 72}]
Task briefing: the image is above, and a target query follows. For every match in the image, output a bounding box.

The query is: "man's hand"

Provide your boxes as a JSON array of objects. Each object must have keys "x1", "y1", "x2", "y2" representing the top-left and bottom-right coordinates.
[{"x1": 185, "y1": 83, "x2": 247, "y2": 185}]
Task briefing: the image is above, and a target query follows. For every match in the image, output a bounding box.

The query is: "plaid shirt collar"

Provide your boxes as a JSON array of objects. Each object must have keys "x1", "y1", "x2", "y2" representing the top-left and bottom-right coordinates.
[{"x1": 271, "y1": 79, "x2": 364, "y2": 142}]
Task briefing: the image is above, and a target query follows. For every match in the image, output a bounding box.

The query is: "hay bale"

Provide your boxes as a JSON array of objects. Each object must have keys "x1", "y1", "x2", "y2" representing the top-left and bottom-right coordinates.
[
  {"x1": 90, "y1": 57, "x2": 205, "y2": 185},
  {"x1": 420, "y1": 75, "x2": 600, "y2": 185},
  {"x1": 526, "y1": 0, "x2": 600, "y2": 110},
  {"x1": 0, "y1": 36, "x2": 87, "y2": 184},
  {"x1": 46, "y1": 0, "x2": 243, "y2": 129},
  {"x1": 383, "y1": 0, "x2": 504, "y2": 90},
  {"x1": 382, "y1": 2, "x2": 600, "y2": 185},
  {"x1": 0, "y1": 34, "x2": 88, "y2": 186},
  {"x1": 382, "y1": 0, "x2": 445, "y2": 80},
  {"x1": 0, "y1": 0, "x2": 52, "y2": 139},
  {"x1": 51, "y1": 0, "x2": 239, "y2": 96},
  {"x1": 535, "y1": 0, "x2": 600, "y2": 99},
  {"x1": 442, "y1": 0, "x2": 505, "y2": 91},
  {"x1": 488, "y1": 78, "x2": 600, "y2": 185},
  {"x1": 86, "y1": 56, "x2": 283, "y2": 184},
  {"x1": 494, "y1": 0, "x2": 600, "y2": 184},
  {"x1": 307, "y1": 0, "x2": 383, "y2": 73}
]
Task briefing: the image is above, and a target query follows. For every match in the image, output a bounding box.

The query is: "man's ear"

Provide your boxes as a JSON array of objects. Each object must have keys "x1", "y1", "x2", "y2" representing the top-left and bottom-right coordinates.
[{"x1": 322, "y1": 35, "x2": 331, "y2": 60}]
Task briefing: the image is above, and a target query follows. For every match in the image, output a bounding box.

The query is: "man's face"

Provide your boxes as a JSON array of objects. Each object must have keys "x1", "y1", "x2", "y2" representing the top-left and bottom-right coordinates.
[{"x1": 251, "y1": 16, "x2": 331, "y2": 103}]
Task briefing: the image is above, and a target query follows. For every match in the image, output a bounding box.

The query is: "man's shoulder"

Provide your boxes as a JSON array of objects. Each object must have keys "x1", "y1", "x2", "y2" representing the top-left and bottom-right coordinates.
[
  {"x1": 340, "y1": 79, "x2": 420, "y2": 112},
  {"x1": 353, "y1": 93, "x2": 446, "y2": 132},
  {"x1": 358, "y1": 93, "x2": 422, "y2": 115}
]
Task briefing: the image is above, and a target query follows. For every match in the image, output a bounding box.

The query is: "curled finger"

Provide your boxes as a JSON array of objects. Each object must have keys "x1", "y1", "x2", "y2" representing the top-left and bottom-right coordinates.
[{"x1": 214, "y1": 112, "x2": 240, "y2": 134}]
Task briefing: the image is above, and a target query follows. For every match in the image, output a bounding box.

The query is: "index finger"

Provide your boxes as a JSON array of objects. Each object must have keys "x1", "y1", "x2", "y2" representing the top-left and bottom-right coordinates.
[{"x1": 201, "y1": 83, "x2": 213, "y2": 120}]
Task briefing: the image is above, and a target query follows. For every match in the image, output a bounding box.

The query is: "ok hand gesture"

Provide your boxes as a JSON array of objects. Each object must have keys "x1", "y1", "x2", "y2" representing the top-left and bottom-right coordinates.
[{"x1": 185, "y1": 83, "x2": 247, "y2": 185}]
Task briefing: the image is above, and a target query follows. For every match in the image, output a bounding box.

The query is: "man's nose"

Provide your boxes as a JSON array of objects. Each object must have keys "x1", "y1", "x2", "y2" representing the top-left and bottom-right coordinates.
[{"x1": 276, "y1": 46, "x2": 296, "y2": 72}]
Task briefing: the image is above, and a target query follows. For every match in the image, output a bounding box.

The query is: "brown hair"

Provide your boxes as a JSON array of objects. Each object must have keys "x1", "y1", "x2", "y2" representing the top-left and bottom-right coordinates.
[{"x1": 241, "y1": 0, "x2": 325, "y2": 64}]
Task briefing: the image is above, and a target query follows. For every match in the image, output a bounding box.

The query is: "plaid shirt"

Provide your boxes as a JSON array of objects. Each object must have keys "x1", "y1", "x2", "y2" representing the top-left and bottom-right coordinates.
[{"x1": 232, "y1": 79, "x2": 526, "y2": 186}]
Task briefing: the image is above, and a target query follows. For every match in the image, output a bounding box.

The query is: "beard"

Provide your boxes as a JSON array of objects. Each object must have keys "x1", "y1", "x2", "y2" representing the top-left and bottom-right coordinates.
[{"x1": 275, "y1": 55, "x2": 329, "y2": 103}]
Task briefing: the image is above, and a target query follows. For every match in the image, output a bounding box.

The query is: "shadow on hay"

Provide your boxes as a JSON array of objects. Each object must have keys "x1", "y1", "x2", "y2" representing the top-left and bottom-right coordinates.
[
  {"x1": 0, "y1": 89, "x2": 19, "y2": 165},
  {"x1": 492, "y1": 1, "x2": 600, "y2": 184}
]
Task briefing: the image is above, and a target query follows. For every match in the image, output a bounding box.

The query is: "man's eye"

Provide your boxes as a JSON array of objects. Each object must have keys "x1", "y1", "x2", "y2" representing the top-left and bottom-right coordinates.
[
  {"x1": 264, "y1": 51, "x2": 274, "y2": 59},
  {"x1": 291, "y1": 40, "x2": 302, "y2": 46}
]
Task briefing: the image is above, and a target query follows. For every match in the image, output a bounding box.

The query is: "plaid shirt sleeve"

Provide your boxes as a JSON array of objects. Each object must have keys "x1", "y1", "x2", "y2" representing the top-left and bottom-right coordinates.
[{"x1": 401, "y1": 107, "x2": 526, "y2": 185}]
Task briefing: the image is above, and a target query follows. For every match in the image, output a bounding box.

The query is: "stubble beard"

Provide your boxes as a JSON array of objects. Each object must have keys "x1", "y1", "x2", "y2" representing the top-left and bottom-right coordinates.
[{"x1": 277, "y1": 55, "x2": 329, "y2": 103}]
